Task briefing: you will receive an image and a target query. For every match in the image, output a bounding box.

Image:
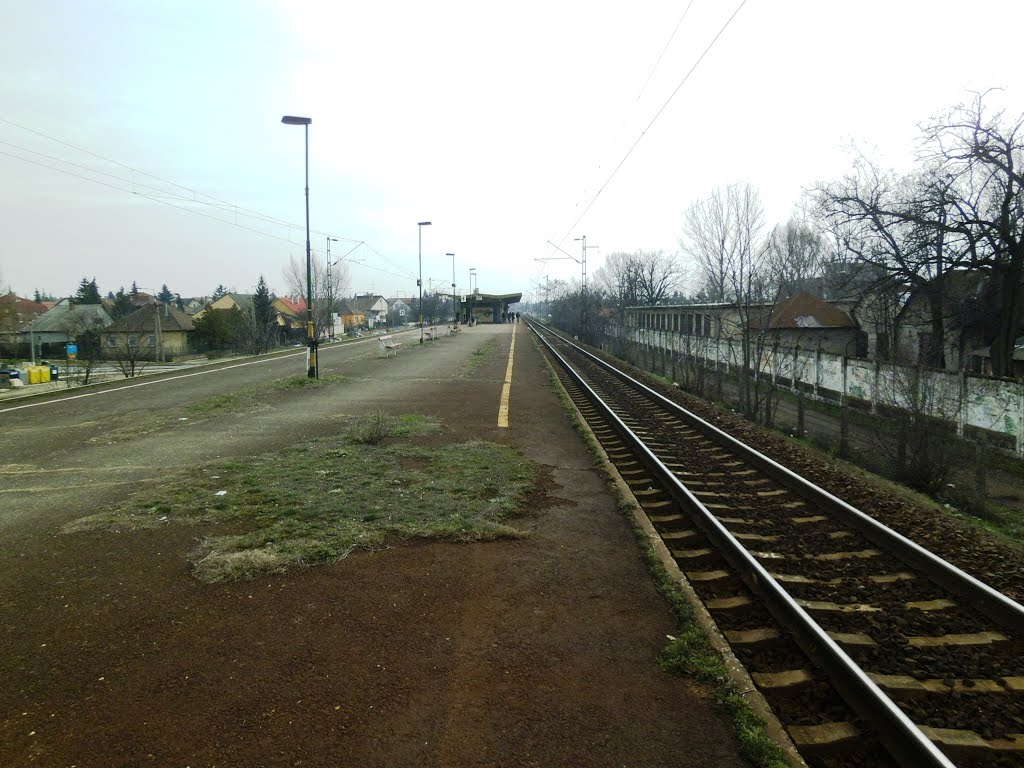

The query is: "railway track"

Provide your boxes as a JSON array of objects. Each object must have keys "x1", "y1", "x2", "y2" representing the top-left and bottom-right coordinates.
[{"x1": 531, "y1": 321, "x2": 1024, "y2": 768}]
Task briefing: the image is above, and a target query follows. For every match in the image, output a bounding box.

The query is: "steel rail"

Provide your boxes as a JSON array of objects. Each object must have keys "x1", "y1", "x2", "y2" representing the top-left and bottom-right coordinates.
[
  {"x1": 537, "y1": 322, "x2": 1024, "y2": 633},
  {"x1": 531, "y1": 322, "x2": 956, "y2": 768}
]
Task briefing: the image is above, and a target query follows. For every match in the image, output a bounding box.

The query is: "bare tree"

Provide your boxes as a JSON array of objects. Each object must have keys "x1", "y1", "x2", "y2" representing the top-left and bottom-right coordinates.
[
  {"x1": 815, "y1": 152, "x2": 972, "y2": 367},
  {"x1": 815, "y1": 93, "x2": 1024, "y2": 374},
  {"x1": 919, "y1": 92, "x2": 1024, "y2": 376},
  {"x1": 107, "y1": 335, "x2": 151, "y2": 378},
  {"x1": 635, "y1": 250, "x2": 685, "y2": 305},
  {"x1": 680, "y1": 188, "x2": 733, "y2": 301},
  {"x1": 765, "y1": 216, "x2": 827, "y2": 297},
  {"x1": 594, "y1": 250, "x2": 684, "y2": 310},
  {"x1": 283, "y1": 255, "x2": 350, "y2": 339},
  {"x1": 681, "y1": 183, "x2": 779, "y2": 421},
  {"x1": 593, "y1": 252, "x2": 643, "y2": 311}
]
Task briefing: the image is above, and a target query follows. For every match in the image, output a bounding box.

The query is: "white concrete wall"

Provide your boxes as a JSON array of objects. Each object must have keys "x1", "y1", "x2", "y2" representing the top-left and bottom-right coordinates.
[{"x1": 612, "y1": 324, "x2": 1024, "y2": 457}]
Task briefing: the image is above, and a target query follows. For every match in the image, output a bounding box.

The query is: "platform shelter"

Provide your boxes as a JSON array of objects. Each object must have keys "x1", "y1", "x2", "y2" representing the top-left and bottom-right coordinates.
[{"x1": 455, "y1": 291, "x2": 522, "y2": 324}]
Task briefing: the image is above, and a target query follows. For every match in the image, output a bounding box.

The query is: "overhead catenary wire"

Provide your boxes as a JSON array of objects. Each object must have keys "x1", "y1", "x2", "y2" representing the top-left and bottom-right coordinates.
[
  {"x1": 1, "y1": 118, "x2": 361, "y2": 242},
  {"x1": 559, "y1": 0, "x2": 750, "y2": 244},
  {"x1": 575, "y1": 0, "x2": 698, "y2": 209},
  {"x1": 0, "y1": 122, "x2": 423, "y2": 283}
]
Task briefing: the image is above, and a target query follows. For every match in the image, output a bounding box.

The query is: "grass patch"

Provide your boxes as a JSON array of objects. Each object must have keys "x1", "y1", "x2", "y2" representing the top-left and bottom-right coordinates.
[
  {"x1": 456, "y1": 338, "x2": 499, "y2": 377},
  {"x1": 65, "y1": 425, "x2": 532, "y2": 583},
  {"x1": 273, "y1": 374, "x2": 346, "y2": 389},
  {"x1": 185, "y1": 375, "x2": 346, "y2": 417}
]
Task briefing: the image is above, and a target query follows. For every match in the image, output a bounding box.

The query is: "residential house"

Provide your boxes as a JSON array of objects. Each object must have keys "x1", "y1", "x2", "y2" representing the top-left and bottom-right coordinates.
[
  {"x1": 350, "y1": 294, "x2": 388, "y2": 327},
  {"x1": 180, "y1": 297, "x2": 208, "y2": 315},
  {"x1": 102, "y1": 303, "x2": 194, "y2": 360},
  {"x1": 891, "y1": 269, "x2": 1024, "y2": 376},
  {"x1": 193, "y1": 293, "x2": 254, "y2": 320},
  {"x1": 386, "y1": 297, "x2": 411, "y2": 327},
  {"x1": 762, "y1": 291, "x2": 863, "y2": 356},
  {"x1": 336, "y1": 301, "x2": 366, "y2": 332},
  {"x1": 0, "y1": 292, "x2": 48, "y2": 333},
  {"x1": 15, "y1": 299, "x2": 113, "y2": 357},
  {"x1": 272, "y1": 296, "x2": 306, "y2": 341}
]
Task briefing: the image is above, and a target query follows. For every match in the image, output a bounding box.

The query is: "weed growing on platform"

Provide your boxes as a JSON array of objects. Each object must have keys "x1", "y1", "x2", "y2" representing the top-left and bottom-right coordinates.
[
  {"x1": 455, "y1": 338, "x2": 498, "y2": 376},
  {"x1": 185, "y1": 375, "x2": 345, "y2": 417},
  {"x1": 641, "y1": 529, "x2": 790, "y2": 768},
  {"x1": 65, "y1": 428, "x2": 532, "y2": 583},
  {"x1": 274, "y1": 374, "x2": 346, "y2": 389},
  {"x1": 346, "y1": 412, "x2": 442, "y2": 444}
]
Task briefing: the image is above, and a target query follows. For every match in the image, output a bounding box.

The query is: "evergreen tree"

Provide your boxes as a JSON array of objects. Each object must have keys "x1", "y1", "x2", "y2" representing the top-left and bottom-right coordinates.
[
  {"x1": 157, "y1": 284, "x2": 174, "y2": 303},
  {"x1": 111, "y1": 287, "x2": 135, "y2": 319},
  {"x1": 254, "y1": 276, "x2": 274, "y2": 327},
  {"x1": 34, "y1": 289, "x2": 42, "y2": 303},
  {"x1": 131, "y1": 281, "x2": 139, "y2": 296},
  {"x1": 75, "y1": 277, "x2": 102, "y2": 304},
  {"x1": 212, "y1": 284, "x2": 229, "y2": 300}
]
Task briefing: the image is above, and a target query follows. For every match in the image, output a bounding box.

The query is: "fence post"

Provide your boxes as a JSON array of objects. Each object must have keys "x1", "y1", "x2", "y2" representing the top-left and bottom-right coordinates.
[
  {"x1": 814, "y1": 347, "x2": 822, "y2": 397},
  {"x1": 839, "y1": 354, "x2": 850, "y2": 458},
  {"x1": 1018, "y1": 381, "x2": 1024, "y2": 459},
  {"x1": 957, "y1": 367, "x2": 966, "y2": 440}
]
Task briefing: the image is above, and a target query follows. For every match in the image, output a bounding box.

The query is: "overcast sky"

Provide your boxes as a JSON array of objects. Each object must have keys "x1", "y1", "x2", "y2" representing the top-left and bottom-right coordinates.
[{"x1": 2, "y1": 1, "x2": 1022, "y2": 303}]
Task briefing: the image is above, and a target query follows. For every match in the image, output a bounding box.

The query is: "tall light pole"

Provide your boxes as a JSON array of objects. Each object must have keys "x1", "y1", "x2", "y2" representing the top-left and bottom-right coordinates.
[
  {"x1": 326, "y1": 236, "x2": 338, "y2": 340},
  {"x1": 418, "y1": 221, "x2": 431, "y2": 344},
  {"x1": 281, "y1": 114, "x2": 316, "y2": 378},
  {"x1": 447, "y1": 252, "x2": 455, "y2": 322}
]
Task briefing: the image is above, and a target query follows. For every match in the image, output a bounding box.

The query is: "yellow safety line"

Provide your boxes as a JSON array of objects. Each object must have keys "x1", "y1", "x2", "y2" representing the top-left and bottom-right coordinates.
[{"x1": 497, "y1": 324, "x2": 517, "y2": 427}]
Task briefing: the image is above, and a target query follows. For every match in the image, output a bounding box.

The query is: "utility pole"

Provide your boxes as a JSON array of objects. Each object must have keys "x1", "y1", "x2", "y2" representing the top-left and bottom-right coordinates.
[
  {"x1": 573, "y1": 236, "x2": 597, "y2": 342},
  {"x1": 326, "y1": 237, "x2": 338, "y2": 340},
  {"x1": 447, "y1": 253, "x2": 456, "y2": 322}
]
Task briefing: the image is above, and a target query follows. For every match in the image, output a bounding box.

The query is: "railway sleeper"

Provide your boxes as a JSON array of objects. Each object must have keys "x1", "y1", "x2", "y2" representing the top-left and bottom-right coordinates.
[
  {"x1": 917, "y1": 727, "x2": 1024, "y2": 761},
  {"x1": 785, "y1": 722, "x2": 862, "y2": 753},
  {"x1": 869, "y1": 672, "x2": 1023, "y2": 698},
  {"x1": 751, "y1": 668, "x2": 816, "y2": 695},
  {"x1": 771, "y1": 571, "x2": 918, "y2": 585}
]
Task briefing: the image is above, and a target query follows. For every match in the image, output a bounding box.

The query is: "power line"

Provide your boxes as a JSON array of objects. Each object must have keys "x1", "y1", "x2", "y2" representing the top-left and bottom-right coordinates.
[
  {"x1": 0, "y1": 129, "x2": 421, "y2": 288},
  {"x1": 0, "y1": 118, "x2": 362, "y2": 244},
  {"x1": 559, "y1": 0, "x2": 750, "y2": 243},
  {"x1": 576, "y1": 0, "x2": 698, "y2": 209}
]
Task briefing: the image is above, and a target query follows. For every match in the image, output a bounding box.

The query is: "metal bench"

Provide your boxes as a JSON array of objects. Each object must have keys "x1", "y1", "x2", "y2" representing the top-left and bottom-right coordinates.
[{"x1": 379, "y1": 335, "x2": 402, "y2": 357}]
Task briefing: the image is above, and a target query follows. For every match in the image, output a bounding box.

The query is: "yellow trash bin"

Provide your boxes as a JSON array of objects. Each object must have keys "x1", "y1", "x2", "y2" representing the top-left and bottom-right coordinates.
[{"x1": 28, "y1": 366, "x2": 41, "y2": 384}]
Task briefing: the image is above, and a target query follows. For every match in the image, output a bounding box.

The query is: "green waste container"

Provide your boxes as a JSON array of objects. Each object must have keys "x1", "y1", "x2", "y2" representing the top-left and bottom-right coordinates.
[{"x1": 50, "y1": 365, "x2": 59, "y2": 381}]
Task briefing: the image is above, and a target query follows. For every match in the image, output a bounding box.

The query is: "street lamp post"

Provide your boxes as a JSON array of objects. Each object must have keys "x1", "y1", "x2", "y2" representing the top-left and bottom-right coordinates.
[
  {"x1": 418, "y1": 221, "x2": 431, "y2": 344},
  {"x1": 281, "y1": 114, "x2": 316, "y2": 378},
  {"x1": 326, "y1": 236, "x2": 338, "y2": 340},
  {"x1": 447, "y1": 252, "x2": 455, "y2": 322}
]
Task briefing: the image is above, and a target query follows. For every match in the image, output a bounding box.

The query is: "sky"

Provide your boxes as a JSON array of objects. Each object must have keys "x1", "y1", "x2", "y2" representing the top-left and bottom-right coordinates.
[{"x1": 2, "y1": 1, "x2": 1023, "y2": 304}]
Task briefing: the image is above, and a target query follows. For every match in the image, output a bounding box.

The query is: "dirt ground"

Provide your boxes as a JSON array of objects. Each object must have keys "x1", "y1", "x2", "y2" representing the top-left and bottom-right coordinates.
[{"x1": 0, "y1": 326, "x2": 748, "y2": 768}]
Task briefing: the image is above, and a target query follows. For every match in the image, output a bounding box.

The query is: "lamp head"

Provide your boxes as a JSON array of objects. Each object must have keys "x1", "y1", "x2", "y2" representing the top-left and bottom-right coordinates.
[
  {"x1": 418, "y1": 221, "x2": 432, "y2": 226},
  {"x1": 281, "y1": 116, "x2": 312, "y2": 125}
]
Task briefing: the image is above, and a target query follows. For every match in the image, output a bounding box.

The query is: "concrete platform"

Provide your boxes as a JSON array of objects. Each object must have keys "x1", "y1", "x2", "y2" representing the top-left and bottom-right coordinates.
[{"x1": 0, "y1": 321, "x2": 752, "y2": 767}]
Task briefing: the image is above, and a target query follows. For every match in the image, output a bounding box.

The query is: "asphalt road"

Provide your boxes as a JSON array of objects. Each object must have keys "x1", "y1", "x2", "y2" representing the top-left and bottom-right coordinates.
[{"x1": 0, "y1": 329, "x2": 427, "y2": 540}]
